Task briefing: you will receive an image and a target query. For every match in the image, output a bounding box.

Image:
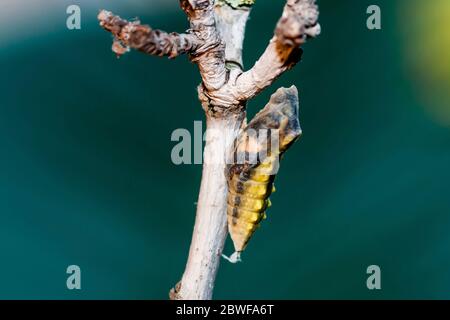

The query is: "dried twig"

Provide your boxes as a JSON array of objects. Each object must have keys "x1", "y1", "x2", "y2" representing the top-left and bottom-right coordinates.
[{"x1": 98, "y1": 10, "x2": 200, "y2": 58}]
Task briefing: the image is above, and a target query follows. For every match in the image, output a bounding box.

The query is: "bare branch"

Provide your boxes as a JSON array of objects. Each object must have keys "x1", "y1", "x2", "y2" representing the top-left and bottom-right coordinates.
[
  {"x1": 215, "y1": 2, "x2": 252, "y2": 68},
  {"x1": 98, "y1": 3, "x2": 227, "y2": 91},
  {"x1": 98, "y1": 0, "x2": 320, "y2": 301},
  {"x1": 233, "y1": 0, "x2": 320, "y2": 100},
  {"x1": 98, "y1": 10, "x2": 199, "y2": 58}
]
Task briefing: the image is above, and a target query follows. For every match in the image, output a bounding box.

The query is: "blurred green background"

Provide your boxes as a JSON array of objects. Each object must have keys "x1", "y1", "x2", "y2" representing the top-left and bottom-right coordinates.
[{"x1": 0, "y1": 0, "x2": 449, "y2": 299}]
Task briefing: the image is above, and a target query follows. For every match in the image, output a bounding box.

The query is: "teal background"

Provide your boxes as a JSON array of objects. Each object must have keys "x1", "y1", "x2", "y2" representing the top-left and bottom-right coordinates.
[{"x1": 0, "y1": 0, "x2": 449, "y2": 299}]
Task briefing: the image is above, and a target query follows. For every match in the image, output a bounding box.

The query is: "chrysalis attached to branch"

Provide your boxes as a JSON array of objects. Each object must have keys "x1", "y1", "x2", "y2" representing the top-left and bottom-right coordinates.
[{"x1": 223, "y1": 86, "x2": 302, "y2": 263}]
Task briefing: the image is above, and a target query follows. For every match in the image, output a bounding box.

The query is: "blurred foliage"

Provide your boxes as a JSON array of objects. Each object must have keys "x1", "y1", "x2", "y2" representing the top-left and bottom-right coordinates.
[{"x1": 399, "y1": 0, "x2": 450, "y2": 126}]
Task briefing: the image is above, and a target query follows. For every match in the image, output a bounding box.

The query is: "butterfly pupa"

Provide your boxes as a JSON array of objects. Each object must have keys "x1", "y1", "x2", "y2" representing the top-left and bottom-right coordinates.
[{"x1": 223, "y1": 86, "x2": 302, "y2": 263}]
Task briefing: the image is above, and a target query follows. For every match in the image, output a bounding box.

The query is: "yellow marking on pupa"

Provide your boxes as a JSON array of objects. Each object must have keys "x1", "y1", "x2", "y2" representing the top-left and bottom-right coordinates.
[{"x1": 223, "y1": 86, "x2": 302, "y2": 263}]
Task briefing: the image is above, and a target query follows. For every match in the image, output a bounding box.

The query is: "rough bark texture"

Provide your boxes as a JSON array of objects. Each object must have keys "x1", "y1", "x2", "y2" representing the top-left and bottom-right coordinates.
[
  {"x1": 98, "y1": 10, "x2": 200, "y2": 58},
  {"x1": 98, "y1": 0, "x2": 320, "y2": 300}
]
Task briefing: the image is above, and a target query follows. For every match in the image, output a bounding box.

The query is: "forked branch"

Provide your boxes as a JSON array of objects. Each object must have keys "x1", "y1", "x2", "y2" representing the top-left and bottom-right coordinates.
[{"x1": 233, "y1": 0, "x2": 320, "y2": 100}]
